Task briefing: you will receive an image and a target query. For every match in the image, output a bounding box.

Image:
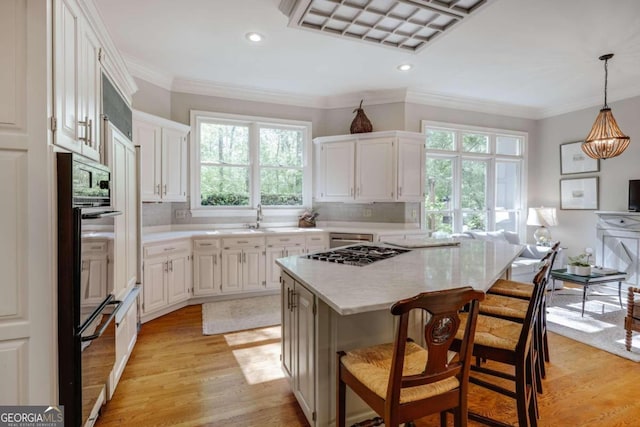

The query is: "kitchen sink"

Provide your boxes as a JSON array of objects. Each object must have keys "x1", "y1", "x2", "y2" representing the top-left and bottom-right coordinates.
[
  {"x1": 264, "y1": 227, "x2": 305, "y2": 233},
  {"x1": 218, "y1": 228, "x2": 264, "y2": 234}
]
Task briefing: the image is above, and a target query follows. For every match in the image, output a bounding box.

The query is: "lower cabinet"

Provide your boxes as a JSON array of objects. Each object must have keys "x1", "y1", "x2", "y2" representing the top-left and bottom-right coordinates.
[
  {"x1": 193, "y1": 239, "x2": 222, "y2": 296},
  {"x1": 142, "y1": 240, "x2": 191, "y2": 319},
  {"x1": 281, "y1": 271, "x2": 316, "y2": 425},
  {"x1": 221, "y1": 237, "x2": 266, "y2": 293},
  {"x1": 80, "y1": 239, "x2": 110, "y2": 307},
  {"x1": 109, "y1": 287, "x2": 139, "y2": 398},
  {"x1": 266, "y1": 235, "x2": 306, "y2": 289}
]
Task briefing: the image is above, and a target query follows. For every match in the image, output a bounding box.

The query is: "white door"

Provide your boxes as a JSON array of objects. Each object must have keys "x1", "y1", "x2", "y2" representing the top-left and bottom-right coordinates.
[
  {"x1": 110, "y1": 135, "x2": 127, "y2": 298},
  {"x1": 294, "y1": 283, "x2": 316, "y2": 422},
  {"x1": 193, "y1": 251, "x2": 221, "y2": 296},
  {"x1": 357, "y1": 138, "x2": 394, "y2": 201},
  {"x1": 281, "y1": 273, "x2": 295, "y2": 379},
  {"x1": 319, "y1": 141, "x2": 354, "y2": 201},
  {"x1": 221, "y1": 249, "x2": 243, "y2": 293},
  {"x1": 167, "y1": 253, "x2": 190, "y2": 303},
  {"x1": 78, "y1": 22, "x2": 101, "y2": 161},
  {"x1": 397, "y1": 138, "x2": 425, "y2": 201},
  {"x1": 242, "y1": 247, "x2": 265, "y2": 290},
  {"x1": 125, "y1": 145, "x2": 138, "y2": 289},
  {"x1": 162, "y1": 128, "x2": 187, "y2": 201},
  {"x1": 266, "y1": 247, "x2": 284, "y2": 289},
  {"x1": 143, "y1": 257, "x2": 167, "y2": 314},
  {"x1": 53, "y1": 0, "x2": 82, "y2": 153},
  {"x1": 81, "y1": 256, "x2": 108, "y2": 306},
  {"x1": 134, "y1": 120, "x2": 162, "y2": 201}
]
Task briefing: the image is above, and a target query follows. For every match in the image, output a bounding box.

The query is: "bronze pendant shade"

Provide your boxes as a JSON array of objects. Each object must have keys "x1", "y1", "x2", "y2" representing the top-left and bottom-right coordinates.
[{"x1": 582, "y1": 54, "x2": 630, "y2": 159}]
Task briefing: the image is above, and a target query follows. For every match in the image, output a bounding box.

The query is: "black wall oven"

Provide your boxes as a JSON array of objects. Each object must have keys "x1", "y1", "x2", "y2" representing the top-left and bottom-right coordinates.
[{"x1": 57, "y1": 153, "x2": 122, "y2": 427}]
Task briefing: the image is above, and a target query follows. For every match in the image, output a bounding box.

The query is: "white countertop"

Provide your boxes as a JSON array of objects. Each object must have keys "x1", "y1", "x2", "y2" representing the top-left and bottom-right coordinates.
[
  {"x1": 276, "y1": 240, "x2": 523, "y2": 316},
  {"x1": 142, "y1": 224, "x2": 428, "y2": 244}
]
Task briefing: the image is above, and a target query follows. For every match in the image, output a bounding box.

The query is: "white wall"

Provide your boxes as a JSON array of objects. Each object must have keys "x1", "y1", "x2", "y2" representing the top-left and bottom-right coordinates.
[
  {"x1": 131, "y1": 77, "x2": 171, "y2": 120},
  {"x1": 534, "y1": 95, "x2": 640, "y2": 259}
]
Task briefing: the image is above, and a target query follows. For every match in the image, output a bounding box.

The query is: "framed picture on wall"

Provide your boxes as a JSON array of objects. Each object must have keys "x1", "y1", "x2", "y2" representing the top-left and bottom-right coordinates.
[
  {"x1": 560, "y1": 177, "x2": 599, "y2": 210},
  {"x1": 560, "y1": 141, "x2": 599, "y2": 174}
]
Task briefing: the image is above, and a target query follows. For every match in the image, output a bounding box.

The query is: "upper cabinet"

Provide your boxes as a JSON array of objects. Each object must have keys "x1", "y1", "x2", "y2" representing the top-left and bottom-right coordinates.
[
  {"x1": 133, "y1": 110, "x2": 190, "y2": 202},
  {"x1": 314, "y1": 131, "x2": 425, "y2": 203},
  {"x1": 53, "y1": 0, "x2": 102, "y2": 161}
]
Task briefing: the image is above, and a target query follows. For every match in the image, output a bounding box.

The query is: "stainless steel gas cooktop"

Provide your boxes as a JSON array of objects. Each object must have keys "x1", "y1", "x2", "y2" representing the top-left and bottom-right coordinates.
[{"x1": 305, "y1": 245, "x2": 410, "y2": 267}]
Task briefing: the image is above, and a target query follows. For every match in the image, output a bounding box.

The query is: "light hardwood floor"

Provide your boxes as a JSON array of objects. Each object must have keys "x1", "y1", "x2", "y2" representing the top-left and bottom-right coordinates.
[{"x1": 96, "y1": 304, "x2": 640, "y2": 427}]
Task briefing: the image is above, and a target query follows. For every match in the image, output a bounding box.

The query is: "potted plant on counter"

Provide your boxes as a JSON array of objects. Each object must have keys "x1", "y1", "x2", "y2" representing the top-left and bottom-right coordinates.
[{"x1": 567, "y1": 253, "x2": 592, "y2": 276}]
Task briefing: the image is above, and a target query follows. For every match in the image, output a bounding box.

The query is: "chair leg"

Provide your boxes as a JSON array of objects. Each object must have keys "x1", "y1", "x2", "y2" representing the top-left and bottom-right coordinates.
[
  {"x1": 336, "y1": 354, "x2": 346, "y2": 427},
  {"x1": 440, "y1": 411, "x2": 447, "y2": 427},
  {"x1": 516, "y1": 359, "x2": 533, "y2": 427}
]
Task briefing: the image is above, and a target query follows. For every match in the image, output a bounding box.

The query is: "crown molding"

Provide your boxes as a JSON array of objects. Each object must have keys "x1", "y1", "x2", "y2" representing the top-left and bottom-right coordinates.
[
  {"x1": 79, "y1": 0, "x2": 138, "y2": 101},
  {"x1": 123, "y1": 55, "x2": 174, "y2": 91},
  {"x1": 537, "y1": 85, "x2": 640, "y2": 119}
]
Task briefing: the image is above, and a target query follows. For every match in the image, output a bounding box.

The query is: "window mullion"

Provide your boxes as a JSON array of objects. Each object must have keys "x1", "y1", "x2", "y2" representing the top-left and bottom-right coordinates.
[{"x1": 250, "y1": 123, "x2": 260, "y2": 208}]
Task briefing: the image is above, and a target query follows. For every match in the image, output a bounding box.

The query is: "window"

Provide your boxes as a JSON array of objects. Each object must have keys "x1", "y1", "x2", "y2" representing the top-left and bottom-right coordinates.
[
  {"x1": 422, "y1": 121, "x2": 526, "y2": 238},
  {"x1": 191, "y1": 111, "x2": 312, "y2": 215}
]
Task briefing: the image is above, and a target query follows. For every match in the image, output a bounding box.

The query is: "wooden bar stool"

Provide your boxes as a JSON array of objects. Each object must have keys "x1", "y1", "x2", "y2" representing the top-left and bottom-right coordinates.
[
  {"x1": 337, "y1": 287, "x2": 485, "y2": 427},
  {"x1": 452, "y1": 261, "x2": 550, "y2": 427}
]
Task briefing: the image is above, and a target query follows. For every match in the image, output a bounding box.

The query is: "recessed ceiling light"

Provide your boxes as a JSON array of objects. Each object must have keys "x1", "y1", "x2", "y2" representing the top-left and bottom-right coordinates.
[
  {"x1": 397, "y1": 64, "x2": 413, "y2": 72},
  {"x1": 246, "y1": 32, "x2": 264, "y2": 43}
]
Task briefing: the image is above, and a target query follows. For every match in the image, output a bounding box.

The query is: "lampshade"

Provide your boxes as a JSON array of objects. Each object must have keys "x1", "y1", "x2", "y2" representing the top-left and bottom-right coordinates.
[
  {"x1": 526, "y1": 207, "x2": 558, "y2": 227},
  {"x1": 582, "y1": 53, "x2": 630, "y2": 160}
]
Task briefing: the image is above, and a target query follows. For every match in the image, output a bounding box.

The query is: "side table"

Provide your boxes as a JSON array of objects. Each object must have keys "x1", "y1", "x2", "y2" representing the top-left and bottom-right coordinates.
[{"x1": 550, "y1": 269, "x2": 627, "y2": 317}]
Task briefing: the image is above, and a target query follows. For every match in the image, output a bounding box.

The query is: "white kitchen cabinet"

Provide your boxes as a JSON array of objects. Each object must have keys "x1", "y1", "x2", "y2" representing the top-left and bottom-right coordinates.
[
  {"x1": 596, "y1": 212, "x2": 640, "y2": 287},
  {"x1": 193, "y1": 239, "x2": 222, "y2": 296},
  {"x1": 314, "y1": 131, "x2": 425, "y2": 203},
  {"x1": 315, "y1": 140, "x2": 355, "y2": 202},
  {"x1": 396, "y1": 136, "x2": 425, "y2": 202},
  {"x1": 356, "y1": 137, "x2": 395, "y2": 201},
  {"x1": 305, "y1": 234, "x2": 329, "y2": 254},
  {"x1": 110, "y1": 287, "x2": 139, "y2": 398},
  {"x1": 142, "y1": 240, "x2": 191, "y2": 320},
  {"x1": 53, "y1": 0, "x2": 102, "y2": 161},
  {"x1": 266, "y1": 235, "x2": 306, "y2": 288},
  {"x1": 133, "y1": 110, "x2": 189, "y2": 202},
  {"x1": 106, "y1": 123, "x2": 137, "y2": 300},
  {"x1": 80, "y1": 240, "x2": 109, "y2": 307},
  {"x1": 221, "y1": 237, "x2": 266, "y2": 293},
  {"x1": 281, "y1": 272, "x2": 316, "y2": 425}
]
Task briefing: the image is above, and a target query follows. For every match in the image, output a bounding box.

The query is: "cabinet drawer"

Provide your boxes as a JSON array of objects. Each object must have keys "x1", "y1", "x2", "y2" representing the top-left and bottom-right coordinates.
[
  {"x1": 222, "y1": 237, "x2": 265, "y2": 248},
  {"x1": 193, "y1": 239, "x2": 220, "y2": 249},
  {"x1": 305, "y1": 234, "x2": 328, "y2": 245},
  {"x1": 144, "y1": 240, "x2": 190, "y2": 257},
  {"x1": 266, "y1": 235, "x2": 305, "y2": 247},
  {"x1": 83, "y1": 240, "x2": 108, "y2": 253}
]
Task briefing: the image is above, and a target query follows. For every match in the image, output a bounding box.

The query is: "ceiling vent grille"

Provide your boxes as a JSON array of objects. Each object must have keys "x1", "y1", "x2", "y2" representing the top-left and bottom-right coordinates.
[{"x1": 279, "y1": 0, "x2": 491, "y2": 53}]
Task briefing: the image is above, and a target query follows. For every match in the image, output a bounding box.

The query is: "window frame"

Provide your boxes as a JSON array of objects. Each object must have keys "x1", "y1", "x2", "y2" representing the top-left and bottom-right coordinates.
[
  {"x1": 191, "y1": 110, "x2": 312, "y2": 217},
  {"x1": 421, "y1": 120, "x2": 528, "y2": 239}
]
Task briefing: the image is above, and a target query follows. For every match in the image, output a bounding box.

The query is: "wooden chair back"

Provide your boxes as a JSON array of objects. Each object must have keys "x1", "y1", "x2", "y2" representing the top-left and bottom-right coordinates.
[
  {"x1": 386, "y1": 287, "x2": 485, "y2": 406},
  {"x1": 515, "y1": 257, "x2": 551, "y2": 353}
]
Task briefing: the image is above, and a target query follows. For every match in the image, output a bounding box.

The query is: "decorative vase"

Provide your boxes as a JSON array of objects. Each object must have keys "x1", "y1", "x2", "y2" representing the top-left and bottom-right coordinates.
[
  {"x1": 573, "y1": 265, "x2": 592, "y2": 276},
  {"x1": 566, "y1": 265, "x2": 574, "y2": 274},
  {"x1": 350, "y1": 100, "x2": 373, "y2": 134}
]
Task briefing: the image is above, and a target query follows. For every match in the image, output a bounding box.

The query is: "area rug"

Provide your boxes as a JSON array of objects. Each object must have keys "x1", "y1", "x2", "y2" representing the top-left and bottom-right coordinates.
[
  {"x1": 202, "y1": 294, "x2": 280, "y2": 335},
  {"x1": 547, "y1": 286, "x2": 640, "y2": 362}
]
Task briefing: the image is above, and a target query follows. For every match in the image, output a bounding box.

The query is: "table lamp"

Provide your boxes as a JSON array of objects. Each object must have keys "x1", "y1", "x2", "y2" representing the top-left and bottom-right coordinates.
[{"x1": 527, "y1": 207, "x2": 558, "y2": 245}]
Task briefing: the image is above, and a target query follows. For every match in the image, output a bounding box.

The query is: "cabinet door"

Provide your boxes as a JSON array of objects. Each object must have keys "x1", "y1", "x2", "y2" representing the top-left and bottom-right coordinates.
[
  {"x1": 266, "y1": 247, "x2": 284, "y2": 289},
  {"x1": 193, "y1": 251, "x2": 221, "y2": 296},
  {"x1": 53, "y1": 0, "x2": 82, "y2": 153},
  {"x1": 114, "y1": 299, "x2": 137, "y2": 390},
  {"x1": 221, "y1": 249, "x2": 243, "y2": 293},
  {"x1": 603, "y1": 236, "x2": 639, "y2": 286},
  {"x1": 134, "y1": 120, "x2": 162, "y2": 201},
  {"x1": 281, "y1": 273, "x2": 295, "y2": 378},
  {"x1": 167, "y1": 253, "x2": 190, "y2": 303},
  {"x1": 142, "y1": 257, "x2": 167, "y2": 314},
  {"x1": 397, "y1": 138, "x2": 425, "y2": 201},
  {"x1": 78, "y1": 22, "x2": 101, "y2": 161},
  {"x1": 81, "y1": 257, "x2": 108, "y2": 306},
  {"x1": 356, "y1": 138, "x2": 394, "y2": 201},
  {"x1": 125, "y1": 145, "x2": 138, "y2": 289},
  {"x1": 318, "y1": 141, "x2": 354, "y2": 201},
  {"x1": 110, "y1": 135, "x2": 127, "y2": 297},
  {"x1": 162, "y1": 128, "x2": 188, "y2": 202},
  {"x1": 242, "y1": 247, "x2": 266, "y2": 290},
  {"x1": 294, "y1": 283, "x2": 316, "y2": 422}
]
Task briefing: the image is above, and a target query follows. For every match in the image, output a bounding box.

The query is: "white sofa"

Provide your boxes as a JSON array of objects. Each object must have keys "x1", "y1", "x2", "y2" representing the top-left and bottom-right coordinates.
[{"x1": 452, "y1": 230, "x2": 565, "y2": 287}]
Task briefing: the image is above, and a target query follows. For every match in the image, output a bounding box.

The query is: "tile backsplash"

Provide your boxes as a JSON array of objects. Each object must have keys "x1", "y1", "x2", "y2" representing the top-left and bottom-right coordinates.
[{"x1": 143, "y1": 201, "x2": 420, "y2": 227}]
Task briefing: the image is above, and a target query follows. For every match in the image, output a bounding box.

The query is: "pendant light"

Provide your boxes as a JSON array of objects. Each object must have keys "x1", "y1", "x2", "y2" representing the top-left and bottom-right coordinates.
[{"x1": 582, "y1": 53, "x2": 630, "y2": 160}]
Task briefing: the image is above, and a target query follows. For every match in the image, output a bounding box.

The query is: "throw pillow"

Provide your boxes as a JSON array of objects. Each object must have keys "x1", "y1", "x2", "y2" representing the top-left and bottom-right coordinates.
[{"x1": 503, "y1": 231, "x2": 520, "y2": 245}]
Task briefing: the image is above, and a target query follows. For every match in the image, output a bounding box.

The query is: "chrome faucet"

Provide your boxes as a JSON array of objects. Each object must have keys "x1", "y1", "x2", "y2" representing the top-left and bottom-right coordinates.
[{"x1": 256, "y1": 203, "x2": 263, "y2": 229}]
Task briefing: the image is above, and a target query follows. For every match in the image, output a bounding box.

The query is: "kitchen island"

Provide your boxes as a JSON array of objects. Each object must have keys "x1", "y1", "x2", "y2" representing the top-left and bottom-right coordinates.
[{"x1": 276, "y1": 240, "x2": 523, "y2": 426}]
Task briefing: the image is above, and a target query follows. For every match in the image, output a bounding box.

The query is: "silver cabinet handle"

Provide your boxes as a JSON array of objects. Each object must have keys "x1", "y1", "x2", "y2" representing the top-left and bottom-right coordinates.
[
  {"x1": 164, "y1": 261, "x2": 168, "y2": 272},
  {"x1": 78, "y1": 116, "x2": 89, "y2": 143},
  {"x1": 163, "y1": 184, "x2": 167, "y2": 195},
  {"x1": 350, "y1": 188, "x2": 354, "y2": 196},
  {"x1": 398, "y1": 186, "x2": 402, "y2": 196},
  {"x1": 164, "y1": 247, "x2": 175, "y2": 251},
  {"x1": 290, "y1": 291, "x2": 297, "y2": 310},
  {"x1": 87, "y1": 119, "x2": 92, "y2": 145},
  {"x1": 169, "y1": 260, "x2": 173, "y2": 271},
  {"x1": 237, "y1": 240, "x2": 249, "y2": 244},
  {"x1": 200, "y1": 243, "x2": 212, "y2": 246},
  {"x1": 156, "y1": 184, "x2": 160, "y2": 195},
  {"x1": 242, "y1": 252, "x2": 246, "y2": 263}
]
